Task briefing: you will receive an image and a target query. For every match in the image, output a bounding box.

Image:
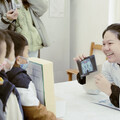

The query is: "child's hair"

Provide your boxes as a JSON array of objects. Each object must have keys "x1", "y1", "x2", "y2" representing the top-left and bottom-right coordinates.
[
  {"x1": 0, "y1": 29, "x2": 13, "y2": 58},
  {"x1": 6, "y1": 31, "x2": 28, "y2": 57},
  {"x1": 0, "y1": 30, "x2": 6, "y2": 56}
]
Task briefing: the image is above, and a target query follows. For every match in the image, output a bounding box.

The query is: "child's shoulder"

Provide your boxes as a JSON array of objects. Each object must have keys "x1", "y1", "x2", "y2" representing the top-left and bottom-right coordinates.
[
  {"x1": 0, "y1": 70, "x2": 8, "y2": 80},
  {"x1": 8, "y1": 67, "x2": 27, "y2": 75}
]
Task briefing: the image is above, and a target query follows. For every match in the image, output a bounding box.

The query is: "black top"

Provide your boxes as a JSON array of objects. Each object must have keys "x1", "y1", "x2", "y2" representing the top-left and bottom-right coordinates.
[
  {"x1": 110, "y1": 84, "x2": 120, "y2": 108},
  {"x1": 0, "y1": 71, "x2": 19, "y2": 111},
  {"x1": 7, "y1": 67, "x2": 31, "y2": 88}
]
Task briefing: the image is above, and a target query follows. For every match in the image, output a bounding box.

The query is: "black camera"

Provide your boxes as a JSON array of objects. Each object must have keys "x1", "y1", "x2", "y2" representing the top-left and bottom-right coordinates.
[{"x1": 77, "y1": 55, "x2": 97, "y2": 78}]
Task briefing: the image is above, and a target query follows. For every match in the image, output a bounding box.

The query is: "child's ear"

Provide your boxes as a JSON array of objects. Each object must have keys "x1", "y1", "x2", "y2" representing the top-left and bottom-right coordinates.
[{"x1": 16, "y1": 56, "x2": 21, "y2": 65}]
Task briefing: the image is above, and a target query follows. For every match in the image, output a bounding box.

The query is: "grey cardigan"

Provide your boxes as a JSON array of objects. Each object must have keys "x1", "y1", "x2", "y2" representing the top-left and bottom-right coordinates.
[{"x1": 0, "y1": 0, "x2": 50, "y2": 47}]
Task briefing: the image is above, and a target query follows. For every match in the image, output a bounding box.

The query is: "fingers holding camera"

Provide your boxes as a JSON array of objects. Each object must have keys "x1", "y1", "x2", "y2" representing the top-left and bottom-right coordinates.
[
  {"x1": 6, "y1": 9, "x2": 18, "y2": 21},
  {"x1": 73, "y1": 54, "x2": 86, "y2": 61}
]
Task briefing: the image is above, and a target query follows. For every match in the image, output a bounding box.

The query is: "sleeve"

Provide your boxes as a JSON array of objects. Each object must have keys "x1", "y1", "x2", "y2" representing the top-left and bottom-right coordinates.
[
  {"x1": 77, "y1": 73, "x2": 86, "y2": 85},
  {"x1": 23, "y1": 103, "x2": 56, "y2": 120},
  {"x1": 102, "y1": 61, "x2": 114, "y2": 83},
  {"x1": 28, "y1": 0, "x2": 49, "y2": 17},
  {"x1": 0, "y1": 12, "x2": 13, "y2": 30},
  {"x1": 109, "y1": 84, "x2": 120, "y2": 108}
]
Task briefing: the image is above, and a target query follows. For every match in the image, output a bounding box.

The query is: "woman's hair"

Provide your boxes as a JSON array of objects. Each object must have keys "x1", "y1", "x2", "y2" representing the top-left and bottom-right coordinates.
[
  {"x1": 102, "y1": 23, "x2": 120, "y2": 40},
  {"x1": 0, "y1": 0, "x2": 30, "y2": 9},
  {"x1": 22, "y1": 0, "x2": 30, "y2": 10},
  {"x1": 6, "y1": 30, "x2": 28, "y2": 57}
]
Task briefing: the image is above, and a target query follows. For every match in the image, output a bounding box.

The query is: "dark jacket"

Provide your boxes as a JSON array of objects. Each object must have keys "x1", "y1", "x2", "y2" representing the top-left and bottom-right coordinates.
[
  {"x1": 7, "y1": 67, "x2": 31, "y2": 88},
  {"x1": 0, "y1": 71, "x2": 22, "y2": 113}
]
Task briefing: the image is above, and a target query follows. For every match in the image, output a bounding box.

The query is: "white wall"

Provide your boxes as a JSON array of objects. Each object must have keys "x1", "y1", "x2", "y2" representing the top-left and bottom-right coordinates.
[
  {"x1": 70, "y1": 0, "x2": 109, "y2": 75},
  {"x1": 40, "y1": 0, "x2": 111, "y2": 82},
  {"x1": 41, "y1": 0, "x2": 70, "y2": 83},
  {"x1": 109, "y1": 0, "x2": 120, "y2": 24}
]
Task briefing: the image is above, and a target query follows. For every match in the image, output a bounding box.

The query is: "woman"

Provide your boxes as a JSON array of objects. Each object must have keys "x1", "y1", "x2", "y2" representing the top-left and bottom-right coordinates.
[
  {"x1": 76, "y1": 23, "x2": 120, "y2": 108},
  {"x1": 0, "y1": 0, "x2": 49, "y2": 57}
]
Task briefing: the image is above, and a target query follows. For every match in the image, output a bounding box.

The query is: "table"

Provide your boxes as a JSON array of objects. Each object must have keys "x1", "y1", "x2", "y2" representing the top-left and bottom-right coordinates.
[{"x1": 54, "y1": 80, "x2": 120, "y2": 120}]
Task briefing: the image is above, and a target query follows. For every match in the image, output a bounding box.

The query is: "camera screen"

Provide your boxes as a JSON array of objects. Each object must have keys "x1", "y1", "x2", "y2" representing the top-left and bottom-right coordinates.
[
  {"x1": 77, "y1": 55, "x2": 97, "y2": 77},
  {"x1": 81, "y1": 58, "x2": 93, "y2": 75}
]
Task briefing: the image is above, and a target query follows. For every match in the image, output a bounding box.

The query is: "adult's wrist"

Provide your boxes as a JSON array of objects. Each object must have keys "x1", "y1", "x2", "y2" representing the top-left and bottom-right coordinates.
[
  {"x1": 2, "y1": 13, "x2": 13, "y2": 24},
  {"x1": 106, "y1": 83, "x2": 112, "y2": 96}
]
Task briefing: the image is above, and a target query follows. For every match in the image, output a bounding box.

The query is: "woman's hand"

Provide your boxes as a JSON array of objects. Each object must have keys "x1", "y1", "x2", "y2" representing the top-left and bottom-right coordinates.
[
  {"x1": 95, "y1": 74, "x2": 112, "y2": 96},
  {"x1": 6, "y1": 9, "x2": 18, "y2": 21},
  {"x1": 73, "y1": 54, "x2": 86, "y2": 61}
]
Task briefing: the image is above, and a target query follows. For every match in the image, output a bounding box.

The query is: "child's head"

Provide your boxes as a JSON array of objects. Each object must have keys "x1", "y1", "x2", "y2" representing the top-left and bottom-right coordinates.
[
  {"x1": 3, "y1": 31, "x2": 15, "y2": 72},
  {"x1": 0, "y1": 30, "x2": 6, "y2": 71},
  {"x1": 7, "y1": 31, "x2": 29, "y2": 69}
]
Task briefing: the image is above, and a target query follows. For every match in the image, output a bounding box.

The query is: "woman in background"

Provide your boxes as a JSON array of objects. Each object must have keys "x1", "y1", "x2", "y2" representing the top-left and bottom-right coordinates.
[{"x1": 0, "y1": 0, "x2": 49, "y2": 57}]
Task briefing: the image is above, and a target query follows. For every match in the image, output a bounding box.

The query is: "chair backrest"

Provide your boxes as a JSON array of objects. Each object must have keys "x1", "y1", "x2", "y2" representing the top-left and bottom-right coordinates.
[{"x1": 90, "y1": 42, "x2": 102, "y2": 55}]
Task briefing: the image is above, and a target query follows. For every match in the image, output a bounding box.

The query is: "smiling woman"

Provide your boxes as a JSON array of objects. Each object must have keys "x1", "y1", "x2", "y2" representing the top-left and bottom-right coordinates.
[
  {"x1": 95, "y1": 23, "x2": 120, "y2": 108},
  {"x1": 93, "y1": 23, "x2": 120, "y2": 108},
  {"x1": 75, "y1": 23, "x2": 120, "y2": 108}
]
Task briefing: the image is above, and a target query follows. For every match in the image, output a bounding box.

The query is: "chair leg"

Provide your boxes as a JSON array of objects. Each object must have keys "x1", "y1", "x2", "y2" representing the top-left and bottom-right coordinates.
[{"x1": 67, "y1": 73, "x2": 72, "y2": 81}]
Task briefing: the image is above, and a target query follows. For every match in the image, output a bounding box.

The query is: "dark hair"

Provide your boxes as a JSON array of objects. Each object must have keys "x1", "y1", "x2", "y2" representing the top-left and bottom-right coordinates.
[
  {"x1": 6, "y1": 31, "x2": 28, "y2": 57},
  {"x1": 0, "y1": 0, "x2": 30, "y2": 9},
  {"x1": 102, "y1": 23, "x2": 120, "y2": 40},
  {"x1": 22, "y1": 0, "x2": 30, "y2": 10},
  {"x1": 0, "y1": 30, "x2": 6, "y2": 56}
]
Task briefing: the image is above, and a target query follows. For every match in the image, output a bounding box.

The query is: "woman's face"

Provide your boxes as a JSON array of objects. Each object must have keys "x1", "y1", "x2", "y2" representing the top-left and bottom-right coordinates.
[{"x1": 102, "y1": 30, "x2": 120, "y2": 64}]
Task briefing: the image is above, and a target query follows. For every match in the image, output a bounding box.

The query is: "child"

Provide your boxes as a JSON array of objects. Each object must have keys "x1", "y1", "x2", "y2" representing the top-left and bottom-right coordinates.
[
  {"x1": 0, "y1": 30, "x2": 23, "y2": 120},
  {"x1": 0, "y1": 30, "x2": 6, "y2": 120},
  {"x1": 6, "y1": 31, "x2": 61, "y2": 120}
]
